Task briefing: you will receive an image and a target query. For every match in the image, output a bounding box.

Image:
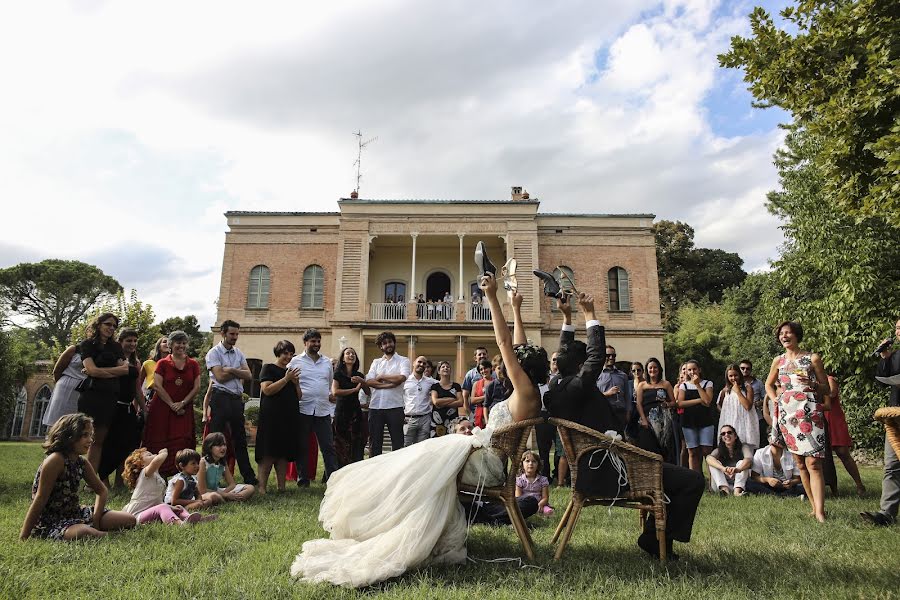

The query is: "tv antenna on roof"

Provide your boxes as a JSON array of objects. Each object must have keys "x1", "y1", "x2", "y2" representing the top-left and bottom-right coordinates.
[{"x1": 352, "y1": 130, "x2": 377, "y2": 196}]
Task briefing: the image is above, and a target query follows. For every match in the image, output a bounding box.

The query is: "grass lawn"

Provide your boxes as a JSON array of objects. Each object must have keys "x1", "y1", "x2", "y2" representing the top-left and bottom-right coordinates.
[{"x1": 1, "y1": 442, "x2": 898, "y2": 599}]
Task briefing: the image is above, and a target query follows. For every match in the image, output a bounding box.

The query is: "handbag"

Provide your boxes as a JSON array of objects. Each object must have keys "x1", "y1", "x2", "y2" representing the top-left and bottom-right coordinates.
[{"x1": 74, "y1": 377, "x2": 95, "y2": 393}]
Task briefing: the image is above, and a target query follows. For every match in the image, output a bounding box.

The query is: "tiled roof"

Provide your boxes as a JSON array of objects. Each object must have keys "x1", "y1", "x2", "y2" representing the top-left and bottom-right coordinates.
[
  {"x1": 225, "y1": 211, "x2": 339, "y2": 216},
  {"x1": 338, "y1": 198, "x2": 539, "y2": 204}
]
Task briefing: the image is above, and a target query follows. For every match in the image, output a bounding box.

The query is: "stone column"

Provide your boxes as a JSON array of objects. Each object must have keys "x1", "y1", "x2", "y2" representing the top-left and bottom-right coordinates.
[
  {"x1": 457, "y1": 234, "x2": 465, "y2": 301},
  {"x1": 455, "y1": 336, "x2": 467, "y2": 385},
  {"x1": 407, "y1": 335, "x2": 417, "y2": 360},
  {"x1": 410, "y1": 233, "x2": 418, "y2": 298}
]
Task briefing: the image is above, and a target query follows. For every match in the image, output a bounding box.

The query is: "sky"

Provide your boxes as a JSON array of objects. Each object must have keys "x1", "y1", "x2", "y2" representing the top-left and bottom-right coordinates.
[{"x1": 0, "y1": 0, "x2": 793, "y2": 329}]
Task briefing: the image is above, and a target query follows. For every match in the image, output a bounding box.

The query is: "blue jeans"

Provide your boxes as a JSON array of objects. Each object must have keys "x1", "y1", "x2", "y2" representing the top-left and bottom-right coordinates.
[
  {"x1": 298, "y1": 414, "x2": 338, "y2": 481},
  {"x1": 682, "y1": 425, "x2": 715, "y2": 449}
]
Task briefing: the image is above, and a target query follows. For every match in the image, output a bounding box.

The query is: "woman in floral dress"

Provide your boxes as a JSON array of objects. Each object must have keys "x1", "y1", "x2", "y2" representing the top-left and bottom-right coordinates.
[{"x1": 765, "y1": 320, "x2": 831, "y2": 522}]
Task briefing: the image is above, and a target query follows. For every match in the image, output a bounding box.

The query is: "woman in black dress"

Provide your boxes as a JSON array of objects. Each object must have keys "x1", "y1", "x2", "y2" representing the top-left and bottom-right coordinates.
[
  {"x1": 430, "y1": 361, "x2": 464, "y2": 437},
  {"x1": 78, "y1": 312, "x2": 129, "y2": 472},
  {"x1": 331, "y1": 347, "x2": 369, "y2": 467},
  {"x1": 98, "y1": 328, "x2": 143, "y2": 487},
  {"x1": 257, "y1": 340, "x2": 302, "y2": 494}
]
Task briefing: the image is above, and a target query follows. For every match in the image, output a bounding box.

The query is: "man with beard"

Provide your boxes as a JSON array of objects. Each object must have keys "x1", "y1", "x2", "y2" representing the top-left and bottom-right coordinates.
[
  {"x1": 403, "y1": 356, "x2": 437, "y2": 446},
  {"x1": 288, "y1": 328, "x2": 337, "y2": 486},
  {"x1": 365, "y1": 332, "x2": 411, "y2": 456}
]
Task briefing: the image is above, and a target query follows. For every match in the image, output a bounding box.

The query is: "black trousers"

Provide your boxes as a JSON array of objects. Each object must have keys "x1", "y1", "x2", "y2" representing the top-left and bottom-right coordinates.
[
  {"x1": 745, "y1": 479, "x2": 805, "y2": 496},
  {"x1": 208, "y1": 388, "x2": 256, "y2": 484},
  {"x1": 535, "y1": 419, "x2": 556, "y2": 479},
  {"x1": 642, "y1": 464, "x2": 705, "y2": 543},
  {"x1": 470, "y1": 495, "x2": 539, "y2": 525},
  {"x1": 368, "y1": 407, "x2": 405, "y2": 457}
]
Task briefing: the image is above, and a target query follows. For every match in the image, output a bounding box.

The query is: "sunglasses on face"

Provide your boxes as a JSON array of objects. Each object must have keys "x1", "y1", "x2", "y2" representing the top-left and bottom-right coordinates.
[
  {"x1": 721, "y1": 431, "x2": 735, "y2": 437},
  {"x1": 606, "y1": 353, "x2": 616, "y2": 358}
]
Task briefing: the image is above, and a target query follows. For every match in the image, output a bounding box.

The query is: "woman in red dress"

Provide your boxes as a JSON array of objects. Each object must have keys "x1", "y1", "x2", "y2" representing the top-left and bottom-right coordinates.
[
  {"x1": 824, "y1": 374, "x2": 865, "y2": 496},
  {"x1": 142, "y1": 331, "x2": 200, "y2": 476}
]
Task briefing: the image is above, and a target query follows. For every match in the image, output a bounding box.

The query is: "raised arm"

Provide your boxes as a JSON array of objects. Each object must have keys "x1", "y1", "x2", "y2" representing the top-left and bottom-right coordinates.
[{"x1": 510, "y1": 291, "x2": 526, "y2": 346}]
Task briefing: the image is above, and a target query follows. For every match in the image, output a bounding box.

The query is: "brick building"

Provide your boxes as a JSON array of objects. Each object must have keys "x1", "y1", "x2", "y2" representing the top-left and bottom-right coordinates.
[
  {"x1": 5, "y1": 361, "x2": 53, "y2": 440},
  {"x1": 213, "y1": 187, "x2": 664, "y2": 383}
]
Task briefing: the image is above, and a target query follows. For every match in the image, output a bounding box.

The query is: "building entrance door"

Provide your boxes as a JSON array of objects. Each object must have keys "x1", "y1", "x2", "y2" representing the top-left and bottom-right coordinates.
[{"x1": 426, "y1": 272, "x2": 451, "y2": 301}]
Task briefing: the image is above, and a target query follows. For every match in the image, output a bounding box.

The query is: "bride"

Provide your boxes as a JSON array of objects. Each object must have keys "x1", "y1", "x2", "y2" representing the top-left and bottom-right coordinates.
[{"x1": 291, "y1": 270, "x2": 549, "y2": 587}]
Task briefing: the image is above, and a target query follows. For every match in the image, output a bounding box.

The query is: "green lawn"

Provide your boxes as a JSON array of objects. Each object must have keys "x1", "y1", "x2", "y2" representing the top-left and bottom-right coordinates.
[{"x1": 1, "y1": 442, "x2": 898, "y2": 599}]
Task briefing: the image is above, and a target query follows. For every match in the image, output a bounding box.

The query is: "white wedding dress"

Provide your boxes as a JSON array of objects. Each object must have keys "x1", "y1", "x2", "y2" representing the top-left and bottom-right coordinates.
[{"x1": 291, "y1": 402, "x2": 513, "y2": 588}]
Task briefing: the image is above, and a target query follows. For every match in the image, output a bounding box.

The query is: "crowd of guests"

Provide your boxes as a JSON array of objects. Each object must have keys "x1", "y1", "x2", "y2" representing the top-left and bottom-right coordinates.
[{"x1": 20, "y1": 300, "x2": 900, "y2": 544}]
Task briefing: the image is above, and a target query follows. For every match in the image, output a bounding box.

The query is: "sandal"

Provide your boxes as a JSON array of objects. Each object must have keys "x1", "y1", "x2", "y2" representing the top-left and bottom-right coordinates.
[
  {"x1": 500, "y1": 258, "x2": 517, "y2": 293},
  {"x1": 556, "y1": 266, "x2": 578, "y2": 296}
]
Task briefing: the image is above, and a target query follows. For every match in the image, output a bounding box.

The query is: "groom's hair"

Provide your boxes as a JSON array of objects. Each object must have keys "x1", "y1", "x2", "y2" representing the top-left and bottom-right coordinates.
[{"x1": 555, "y1": 340, "x2": 586, "y2": 376}]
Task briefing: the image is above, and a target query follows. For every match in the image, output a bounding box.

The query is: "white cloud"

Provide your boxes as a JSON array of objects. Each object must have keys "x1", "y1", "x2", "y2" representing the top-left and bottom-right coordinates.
[{"x1": 0, "y1": 0, "x2": 787, "y2": 328}]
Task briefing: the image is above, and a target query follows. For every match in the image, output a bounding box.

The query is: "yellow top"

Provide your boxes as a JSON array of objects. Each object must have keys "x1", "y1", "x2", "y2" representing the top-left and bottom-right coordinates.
[{"x1": 142, "y1": 359, "x2": 158, "y2": 390}]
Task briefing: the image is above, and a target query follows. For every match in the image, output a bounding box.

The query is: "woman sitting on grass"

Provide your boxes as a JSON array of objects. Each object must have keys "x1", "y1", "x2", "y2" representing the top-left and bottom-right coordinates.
[
  {"x1": 20, "y1": 413, "x2": 136, "y2": 540},
  {"x1": 707, "y1": 425, "x2": 754, "y2": 496}
]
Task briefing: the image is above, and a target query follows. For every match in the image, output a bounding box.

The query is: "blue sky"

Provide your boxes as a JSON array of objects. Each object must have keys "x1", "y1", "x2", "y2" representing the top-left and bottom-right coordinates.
[{"x1": 0, "y1": 0, "x2": 799, "y2": 328}]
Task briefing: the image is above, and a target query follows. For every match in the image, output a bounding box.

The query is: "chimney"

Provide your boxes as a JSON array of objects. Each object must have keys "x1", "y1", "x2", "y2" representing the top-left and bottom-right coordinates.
[
  {"x1": 511, "y1": 186, "x2": 523, "y2": 201},
  {"x1": 350, "y1": 190, "x2": 359, "y2": 199}
]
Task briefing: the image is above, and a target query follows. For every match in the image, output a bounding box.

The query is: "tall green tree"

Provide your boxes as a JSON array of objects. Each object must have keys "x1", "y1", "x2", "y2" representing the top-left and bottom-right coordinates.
[
  {"x1": 760, "y1": 128, "x2": 900, "y2": 449},
  {"x1": 719, "y1": 0, "x2": 900, "y2": 223},
  {"x1": 653, "y1": 220, "x2": 747, "y2": 327},
  {"x1": 0, "y1": 259, "x2": 121, "y2": 348}
]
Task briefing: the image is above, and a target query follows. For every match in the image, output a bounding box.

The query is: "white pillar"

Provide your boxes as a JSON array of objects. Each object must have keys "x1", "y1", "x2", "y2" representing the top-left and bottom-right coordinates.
[
  {"x1": 410, "y1": 233, "x2": 418, "y2": 299},
  {"x1": 458, "y1": 233, "x2": 465, "y2": 301}
]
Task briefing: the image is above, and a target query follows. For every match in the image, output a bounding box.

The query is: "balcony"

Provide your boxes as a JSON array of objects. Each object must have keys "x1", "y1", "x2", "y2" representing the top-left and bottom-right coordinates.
[{"x1": 368, "y1": 302, "x2": 491, "y2": 322}]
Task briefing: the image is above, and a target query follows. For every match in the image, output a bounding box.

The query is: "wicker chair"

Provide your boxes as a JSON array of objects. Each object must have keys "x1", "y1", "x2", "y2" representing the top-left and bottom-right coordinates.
[
  {"x1": 457, "y1": 417, "x2": 544, "y2": 561},
  {"x1": 875, "y1": 407, "x2": 900, "y2": 457},
  {"x1": 548, "y1": 417, "x2": 667, "y2": 561}
]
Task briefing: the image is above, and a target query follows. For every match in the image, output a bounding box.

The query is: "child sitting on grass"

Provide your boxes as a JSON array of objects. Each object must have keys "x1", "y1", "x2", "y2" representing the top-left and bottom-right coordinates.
[
  {"x1": 122, "y1": 447, "x2": 215, "y2": 525},
  {"x1": 20, "y1": 413, "x2": 136, "y2": 540},
  {"x1": 197, "y1": 432, "x2": 255, "y2": 503},
  {"x1": 165, "y1": 449, "x2": 215, "y2": 510},
  {"x1": 516, "y1": 450, "x2": 553, "y2": 515}
]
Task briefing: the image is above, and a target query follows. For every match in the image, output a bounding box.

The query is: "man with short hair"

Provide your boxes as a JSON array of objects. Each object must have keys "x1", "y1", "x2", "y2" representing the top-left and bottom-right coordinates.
[
  {"x1": 365, "y1": 332, "x2": 411, "y2": 456},
  {"x1": 596, "y1": 345, "x2": 630, "y2": 428},
  {"x1": 205, "y1": 320, "x2": 257, "y2": 486},
  {"x1": 740, "y1": 360, "x2": 767, "y2": 448},
  {"x1": 289, "y1": 328, "x2": 337, "y2": 486},
  {"x1": 403, "y1": 356, "x2": 437, "y2": 446},
  {"x1": 461, "y1": 346, "x2": 489, "y2": 408},
  {"x1": 861, "y1": 317, "x2": 900, "y2": 527},
  {"x1": 745, "y1": 443, "x2": 804, "y2": 496}
]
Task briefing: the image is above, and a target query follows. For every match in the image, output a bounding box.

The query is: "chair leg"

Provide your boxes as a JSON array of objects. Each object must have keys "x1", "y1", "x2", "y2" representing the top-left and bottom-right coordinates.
[
  {"x1": 657, "y1": 513, "x2": 667, "y2": 563},
  {"x1": 554, "y1": 496, "x2": 584, "y2": 561},
  {"x1": 502, "y1": 497, "x2": 535, "y2": 562},
  {"x1": 551, "y1": 499, "x2": 574, "y2": 544}
]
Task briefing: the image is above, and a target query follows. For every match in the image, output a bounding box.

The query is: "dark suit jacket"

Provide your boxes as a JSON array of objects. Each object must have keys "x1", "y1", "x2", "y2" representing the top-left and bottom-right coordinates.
[
  {"x1": 877, "y1": 349, "x2": 900, "y2": 407},
  {"x1": 546, "y1": 323, "x2": 622, "y2": 435}
]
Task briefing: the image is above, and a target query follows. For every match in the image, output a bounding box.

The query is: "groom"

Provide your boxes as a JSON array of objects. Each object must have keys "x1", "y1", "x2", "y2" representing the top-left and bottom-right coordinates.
[{"x1": 545, "y1": 293, "x2": 704, "y2": 560}]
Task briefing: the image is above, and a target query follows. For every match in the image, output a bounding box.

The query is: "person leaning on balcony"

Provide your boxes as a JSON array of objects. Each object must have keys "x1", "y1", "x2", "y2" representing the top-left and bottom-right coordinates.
[{"x1": 365, "y1": 332, "x2": 411, "y2": 457}]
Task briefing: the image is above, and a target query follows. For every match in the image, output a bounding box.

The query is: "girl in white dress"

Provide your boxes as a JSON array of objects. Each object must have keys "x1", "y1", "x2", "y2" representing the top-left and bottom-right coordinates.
[
  {"x1": 717, "y1": 364, "x2": 759, "y2": 451},
  {"x1": 291, "y1": 272, "x2": 549, "y2": 588}
]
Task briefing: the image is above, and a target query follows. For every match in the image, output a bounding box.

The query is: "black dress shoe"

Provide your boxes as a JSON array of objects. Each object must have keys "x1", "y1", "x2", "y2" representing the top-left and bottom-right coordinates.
[
  {"x1": 297, "y1": 477, "x2": 311, "y2": 488},
  {"x1": 860, "y1": 511, "x2": 895, "y2": 526},
  {"x1": 533, "y1": 270, "x2": 561, "y2": 298},
  {"x1": 474, "y1": 241, "x2": 496, "y2": 277}
]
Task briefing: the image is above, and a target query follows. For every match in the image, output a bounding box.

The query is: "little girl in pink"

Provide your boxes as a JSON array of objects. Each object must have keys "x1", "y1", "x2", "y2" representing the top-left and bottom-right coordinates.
[{"x1": 122, "y1": 447, "x2": 215, "y2": 525}]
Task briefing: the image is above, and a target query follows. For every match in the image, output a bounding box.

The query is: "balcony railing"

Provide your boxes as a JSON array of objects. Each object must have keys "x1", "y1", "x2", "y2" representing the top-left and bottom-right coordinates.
[
  {"x1": 370, "y1": 302, "x2": 407, "y2": 320},
  {"x1": 368, "y1": 302, "x2": 490, "y2": 322}
]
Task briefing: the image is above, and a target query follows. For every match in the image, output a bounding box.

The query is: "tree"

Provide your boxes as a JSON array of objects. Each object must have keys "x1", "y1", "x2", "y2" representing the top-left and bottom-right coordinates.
[
  {"x1": 156, "y1": 315, "x2": 208, "y2": 359},
  {"x1": 0, "y1": 260, "x2": 121, "y2": 348},
  {"x1": 719, "y1": 0, "x2": 900, "y2": 224},
  {"x1": 653, "y1": 220, "x2": 747, "y2": 327},
  {"x1": 66, "y1": 290, "x2": 160, "y2": 361},
  {"x1": 663, "y1": 300, "x2": 732, "y2": 392},
  {"x1": 757, "y1": 127, "x2": 900, "y2": 449}
]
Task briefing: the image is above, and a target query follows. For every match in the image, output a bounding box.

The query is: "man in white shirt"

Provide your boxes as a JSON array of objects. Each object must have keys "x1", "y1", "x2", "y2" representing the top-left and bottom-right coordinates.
[
  {"x1": 365, "y1": 332, "x2": 411, "y2": 456},
  {"x1": 403, "y1": 356, "x2": 437, "y2": 446},
  {"x1": 205, "y1": 320, "x2": 257, "y2": 486},
  {"x1": 746, "y1": 444, "x2": 804, "y2": 496},
  {"x1": 288, "y1": 329, "x2": 337, "y2": 485}
]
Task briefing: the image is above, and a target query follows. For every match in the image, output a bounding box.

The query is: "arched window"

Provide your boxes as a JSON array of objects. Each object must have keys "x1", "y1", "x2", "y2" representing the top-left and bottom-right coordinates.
[
  {"x1": 384, "y1": 281, "x2": 406, "y2": 303},
  {"x1": 302, "y1": 265, "x2": 324, "y2": 309},
  {"x1": 29, "y1": 385, "x2": 52, "y2": 437},
  {"x1": 247, "y1": 265, "x2": 270, "y2": 309},
  {"x1": 7, "y1": 387, "x2": 26, "y2": 438},
  {"x1": 554, "y1": 266, "x2": 576, "y2": 295},
  {"x1": 608, "y1": 267, "x2": 631, "y2": 311}
]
